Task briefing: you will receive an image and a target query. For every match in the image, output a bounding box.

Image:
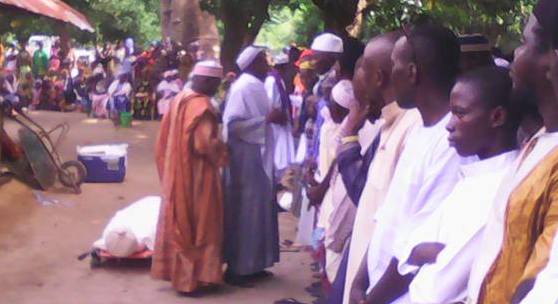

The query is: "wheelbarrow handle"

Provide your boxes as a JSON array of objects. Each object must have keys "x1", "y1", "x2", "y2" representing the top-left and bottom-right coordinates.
[{"x1": 48, "y1": 123, "x2": 70, "y2": 148}]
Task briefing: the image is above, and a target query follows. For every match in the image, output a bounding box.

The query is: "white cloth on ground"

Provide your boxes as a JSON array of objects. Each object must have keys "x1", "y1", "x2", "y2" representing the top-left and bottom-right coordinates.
[{"x1": 93, "y1": 196, "x2": 161, "y2": 254}]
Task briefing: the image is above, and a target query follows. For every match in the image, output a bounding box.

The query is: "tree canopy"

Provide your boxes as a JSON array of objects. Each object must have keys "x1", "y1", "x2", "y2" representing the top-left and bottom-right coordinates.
[
  {"x1": 0, "y1": 0, "x2": 540, "y2": 63},
  {"x1": 253, "y1": 0, "x2": 538, "y2": 53},
  {"x1": 0, "y1": 0, "x2": 161, "y2": 46}
]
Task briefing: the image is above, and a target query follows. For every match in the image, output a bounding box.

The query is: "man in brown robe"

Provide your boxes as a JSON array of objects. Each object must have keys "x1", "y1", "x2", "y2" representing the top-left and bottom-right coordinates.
[{"x1": 152, "y1": 61, "x2": 227, "y2": 293}]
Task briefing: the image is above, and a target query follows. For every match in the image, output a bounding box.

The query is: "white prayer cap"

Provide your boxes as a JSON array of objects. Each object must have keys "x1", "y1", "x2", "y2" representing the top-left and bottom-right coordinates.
[
  {"x1": 105, "y1": 227, "x2": 140, "y2": 257},
  {"x1": 274, "y1": 53, "x2": 289, "y2": 65},
  {"x1": 331, "y1": 80, "x2": 356, "y2": 109},
  {"x1": 192, "y1": 60, "x2": 224, "y2": 78},
  {"x1": 494, "y1": 57, "x2": 510, "y2": 69},
  {"x1": 163, "y1": 69, "x2": 179, "y2": 78},
  {"x1": 311, "y1": 33, "x2": 344, "y2": 54},
  {"x1": 236, "y1": 45, "x2": 266, "y2": 70}
]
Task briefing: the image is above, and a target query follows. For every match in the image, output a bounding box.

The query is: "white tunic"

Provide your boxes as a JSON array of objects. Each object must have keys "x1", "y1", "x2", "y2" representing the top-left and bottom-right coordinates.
[
  {"x1": 366, "y1": 113, "x2": 466, "y2": 303},
  {"x1": 264, "y1": 76, "x2": 295, "y2": 174},
  {"x1": 520, "y1": 231, "x2": 558, "y2": 304},
  {"x1": 467, "y1": 130, "x2": 558, "y2": 303},
  {"x1": 342, "y1": 107, "x2": 420, "y2": 304},
  {"x1": 222, "y1": 73, "x2": 275, "y2": 181},
  {"x1": 397, "y1": 151, "x2": 517, "y2": 304}
]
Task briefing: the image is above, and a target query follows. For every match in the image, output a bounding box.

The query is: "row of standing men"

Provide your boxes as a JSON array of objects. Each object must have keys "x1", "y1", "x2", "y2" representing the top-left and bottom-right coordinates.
[{"x1": 152, "y1": 1, "x2": 558, "y2": 302}]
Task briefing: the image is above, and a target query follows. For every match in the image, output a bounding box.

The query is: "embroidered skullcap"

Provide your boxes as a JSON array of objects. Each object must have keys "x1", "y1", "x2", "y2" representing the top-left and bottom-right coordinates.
[{"x1": 192, "y1": 60, "x2": 224, "y2": 78}]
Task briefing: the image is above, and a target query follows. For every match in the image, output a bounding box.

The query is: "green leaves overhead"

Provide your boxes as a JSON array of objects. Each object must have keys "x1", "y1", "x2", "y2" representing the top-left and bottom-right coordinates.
[{"x1": 0, "y1": 0, "x2": 161, "y2": 46}]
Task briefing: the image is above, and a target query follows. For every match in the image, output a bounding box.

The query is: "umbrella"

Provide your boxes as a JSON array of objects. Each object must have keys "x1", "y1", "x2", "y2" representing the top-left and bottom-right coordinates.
[{"x1": 0, "y1": 0, "x2": 94, "y2": 32}]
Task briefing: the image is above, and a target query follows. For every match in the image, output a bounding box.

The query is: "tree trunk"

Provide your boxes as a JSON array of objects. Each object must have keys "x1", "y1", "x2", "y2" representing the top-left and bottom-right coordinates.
[
  {"x1": 220, "y1": 2, "x2": 249, "y2": 72},
  {"x1": 219, "y1": 1, "x2": 270, "y2": 72},
  {"x1": 312, "y1": 0, "x2": 359, "y2": 37},
  {"x1": 161, "y1": 0, "x2": 219, "y2": 58}
]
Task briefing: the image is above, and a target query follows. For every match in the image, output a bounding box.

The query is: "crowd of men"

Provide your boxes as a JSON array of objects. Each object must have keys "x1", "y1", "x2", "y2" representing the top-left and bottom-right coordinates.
[
  {"x1": 155, "y1": 0, "x2": 558, "y2": 302},
  {"x1": 154, "y1": 0, "x2": 558, "y2": 303},
  {"x1": 0, "y1": 37, "x2": 202, "y2": 122},
  {"x1": 6, "y1": 0, "x2": 558, "y2": 302}
]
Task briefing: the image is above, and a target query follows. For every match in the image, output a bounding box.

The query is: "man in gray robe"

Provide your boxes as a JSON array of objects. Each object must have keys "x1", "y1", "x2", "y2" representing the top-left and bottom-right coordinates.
[{"x1": 222, "y1": 45, "x2": 287, "y2": 283}]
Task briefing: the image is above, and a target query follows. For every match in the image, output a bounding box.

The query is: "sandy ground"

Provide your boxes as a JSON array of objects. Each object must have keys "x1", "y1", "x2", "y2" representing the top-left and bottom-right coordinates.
[{"x1": 0, "y1": 111, "x2": 315, "y2": 304}]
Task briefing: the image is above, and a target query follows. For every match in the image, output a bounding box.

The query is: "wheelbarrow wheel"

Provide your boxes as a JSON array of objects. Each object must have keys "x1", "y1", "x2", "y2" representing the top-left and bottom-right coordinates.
[{"x1": 59, "y1": 160, "x2": 87, "y2": 193}]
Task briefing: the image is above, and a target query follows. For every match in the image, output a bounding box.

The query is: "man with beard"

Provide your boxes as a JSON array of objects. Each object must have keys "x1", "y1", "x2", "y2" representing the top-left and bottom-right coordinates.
[
  {"x1": 152, "y1": 61, "x2": 228, "y2": 293},
  {"x1": 334, "y1": 32, "x2": 422, "y2": 304},
  {"x1": 467, "y1": 0, "x2": 558, "y2": 302},
  {"x1": 389, "y1": 67, "x2": 519, "y2": 304},
  {"x1": 356, "y1": 23, "x2": 464, "y2": 304},
  {"x1": 222, "y1": 46, "x2": 284, "y2": 283}
]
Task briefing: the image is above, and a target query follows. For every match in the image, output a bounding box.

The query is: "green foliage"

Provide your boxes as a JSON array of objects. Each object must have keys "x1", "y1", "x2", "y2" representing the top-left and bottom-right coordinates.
[
  {"x1": 255, "y1": 0, "x2": 537, "y2": 53},
  {"x1": 86, "y1": 0, "x2": 161, "y2": 45},
  {"x1": 256, "y1": 0, "x2": 323, "y2": 50},
  {"x1": 0, "y1": 0, "x2": 161, "y2": 46},
  {"x1": 359, "y1": 0, "x2": 537, "y2": 51}
]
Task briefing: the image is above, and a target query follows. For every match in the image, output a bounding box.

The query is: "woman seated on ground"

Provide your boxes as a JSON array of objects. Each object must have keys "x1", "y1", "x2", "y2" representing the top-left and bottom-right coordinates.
[
  {"x1": 155, "y1": 69, "x2": 182, "y2": 117},
  {"x1": 107, "y1": 72, "x2": 133, "y2": 125},
  {"x1": 36, "y1": 78, "x2": 61, "y2": 111},
  {"x1": 90, "y1": 76, "x2": 110, "y2": 119}
]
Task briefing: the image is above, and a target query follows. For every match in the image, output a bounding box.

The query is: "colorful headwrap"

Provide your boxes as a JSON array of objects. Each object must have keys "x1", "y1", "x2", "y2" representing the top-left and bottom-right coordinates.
[{"x1": 295, "y1": 49, "x2": 316, "y2": 69}]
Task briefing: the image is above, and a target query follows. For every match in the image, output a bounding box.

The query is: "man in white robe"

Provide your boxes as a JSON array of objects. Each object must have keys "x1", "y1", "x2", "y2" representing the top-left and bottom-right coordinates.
[
  {"x1": 265, "y1": 55, "x2": 295, "y2": 177},
  {"x1": 395, "y1": 67, "x2": 519, "y2": 304},
  {"x1": 467, "y1": 2, "x2": 558, "y2": 302},
  {"x1": 356, "y1": 24, "x2": 465, "y2": 304},
  {"x1": 222, "y1": 46, "x2": 286, "y2": 281},
  {"x1": 341, "y1": 33, "x2": 421, "y2": 304}
]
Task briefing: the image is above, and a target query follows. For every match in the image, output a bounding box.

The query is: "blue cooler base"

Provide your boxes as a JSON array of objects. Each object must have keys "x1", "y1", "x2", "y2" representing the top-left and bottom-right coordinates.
[{"x1": 78, "y1": 155, "x2": 126, "y2": 183}]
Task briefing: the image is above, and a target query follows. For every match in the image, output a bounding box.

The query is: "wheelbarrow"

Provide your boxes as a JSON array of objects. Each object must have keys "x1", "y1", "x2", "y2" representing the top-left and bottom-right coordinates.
[{"x1": 0, "y1": 98, "x2": 87, "y2": 194}]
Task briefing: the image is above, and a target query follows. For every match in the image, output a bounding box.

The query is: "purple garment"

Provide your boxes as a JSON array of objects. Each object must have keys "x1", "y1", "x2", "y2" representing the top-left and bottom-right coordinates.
[
  {"x1": 337, "y1": 133, "x2": 381, "y2": 205},
  {"x1": 269, "y1": 70, "x2": 292, "y2": 118},
  {"x1": 327, "y1": 245, "x2": 350, "y2": 304}
]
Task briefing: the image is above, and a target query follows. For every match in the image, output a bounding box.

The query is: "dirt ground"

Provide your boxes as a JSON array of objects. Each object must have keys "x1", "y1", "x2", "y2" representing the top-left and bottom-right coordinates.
[{"x1": 0, "y1": 111, "x2": 315, "y2": 304}]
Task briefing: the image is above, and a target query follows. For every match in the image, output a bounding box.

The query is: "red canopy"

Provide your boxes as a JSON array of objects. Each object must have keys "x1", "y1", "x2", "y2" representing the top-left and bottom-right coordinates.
[{"x1": 0, "y1": 0, "x2": 94, "y2": 32}]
